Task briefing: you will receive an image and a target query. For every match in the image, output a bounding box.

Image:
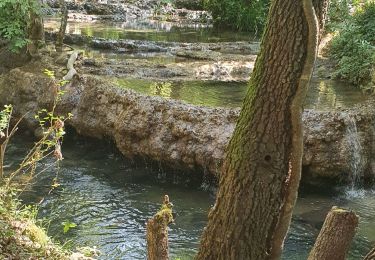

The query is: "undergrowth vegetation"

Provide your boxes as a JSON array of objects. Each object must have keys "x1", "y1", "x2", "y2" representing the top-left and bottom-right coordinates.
[
  {"x1": 0, "y1": 186, "x2": 68, "y2": 259},
  {"x1": 0, "y1": 0, "x2": 40, "y2": 52},
  {"x1": 328, "y1": 1, "x2": 375, "y2": 88},
  {"x1": 0, "y1": 71, "x2": 72, "y2": 259}
]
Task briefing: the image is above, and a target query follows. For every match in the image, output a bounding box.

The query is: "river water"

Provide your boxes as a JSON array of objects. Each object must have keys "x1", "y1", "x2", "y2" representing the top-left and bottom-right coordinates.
[
  {"x1": 8, "y1": 134, "x2": 374, "y2": 260},
  {"x1": 44, "y1": 18, "x2": 368, "y2": 110}
]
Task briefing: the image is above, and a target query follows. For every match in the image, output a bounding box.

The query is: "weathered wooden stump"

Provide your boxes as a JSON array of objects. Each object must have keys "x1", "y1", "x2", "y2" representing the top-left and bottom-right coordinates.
[
  {"x1": 146, "y1": 195, "x2": 174, "y2": 260},
  {"x1": 308, "y1": 206, "x2": 358, "y2": 260}
]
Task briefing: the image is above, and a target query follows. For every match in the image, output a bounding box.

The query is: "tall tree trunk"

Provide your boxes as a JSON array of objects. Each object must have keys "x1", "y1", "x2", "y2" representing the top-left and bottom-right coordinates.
[
  {"x1": 313, "y1": 0, "x2": 329, "y2": 38},
  {"x1": 27, "y1": 0, "x2": 44, "y2": 57},
  {"x1": 196, "y1": 0, "x2": 326, "y2": 259},
  {"x1": 56, "y1": 0, "x2": 68, "y2": 51},
  {"x1": 308, "y1": 207, "x2": 358, "y2": 260}
]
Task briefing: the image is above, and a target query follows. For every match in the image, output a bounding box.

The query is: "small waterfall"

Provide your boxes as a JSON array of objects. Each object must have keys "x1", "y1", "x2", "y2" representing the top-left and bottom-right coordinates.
[{"x1": 344, "y1": 114, "x2": 364, "y2": 196}]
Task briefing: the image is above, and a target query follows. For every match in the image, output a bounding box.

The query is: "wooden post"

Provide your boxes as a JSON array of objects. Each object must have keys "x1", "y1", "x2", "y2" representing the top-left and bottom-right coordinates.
[
  {"x1": 308, "y1": 206, "x2": 358, "y2": 260},
  {"x1": 147, "y1": 195, "x2": 174, "y2": 260},
  {"x1": 364, "y1": 247, "x2": 375, "y2": 260}
]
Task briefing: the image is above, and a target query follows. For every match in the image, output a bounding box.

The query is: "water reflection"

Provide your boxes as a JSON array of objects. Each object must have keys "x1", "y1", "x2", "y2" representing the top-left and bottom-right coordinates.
[
  {"x1": 115, "y1": 78, "x2": 367, "y2": 110},
  {"x1": 44, "y1": 18, "x2": 257, "y2": 43},
  {"x1": 306, "y1": 80, "x2": 368, "y2": 110}
]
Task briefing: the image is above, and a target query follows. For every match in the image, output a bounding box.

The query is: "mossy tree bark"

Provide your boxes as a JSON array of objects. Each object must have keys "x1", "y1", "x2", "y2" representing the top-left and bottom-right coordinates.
[
  {"x1": 56, "y1": 0, "x2": 68, "y2": 51},
  {"x1": 147, "y1": 195, "x2": 174, "y2": 260},
  {"x1": 196, "y1": 0, "x2": 327, "y2": 259},
  {"x1": 27, "y1": 0, "x2": 44, "y2": 57},
  {"x1": 308, "y1": 207, "x2": 358, "y2": 260}
]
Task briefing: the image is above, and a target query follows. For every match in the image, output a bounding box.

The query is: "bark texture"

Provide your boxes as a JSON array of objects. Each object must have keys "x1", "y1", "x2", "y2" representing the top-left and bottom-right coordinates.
[
  {"x1": 313, "y1": 0, "x2": 329, "y2": 37},
  {"x1": 196, "y1": 0, "x2": 323, "y2": 259},
  {"x1": 364, "y1": 247, "x2": 375, "y2": 260},
  {"x1": 308, "y1": 207, "x2": 358, "y2": 260},
  {"x1": 146, "y1": 195, "x2": 174, "y2": 260},
  {"x1": 27, "y1": 0, "x2": 44, "y2": 57},
  {"x1": 56, "y1": 0, "x2": 68, "y2": 51}
]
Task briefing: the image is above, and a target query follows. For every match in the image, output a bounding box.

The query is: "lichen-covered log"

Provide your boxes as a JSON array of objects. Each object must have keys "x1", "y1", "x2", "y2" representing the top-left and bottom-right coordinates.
[
  {"x1": 0, "y1": 67, "x2": 375, "y2": 183},
  {"x1": 147, "y1": 195, "x2": 174, "y2": 260},
  {"x1": 308, "y1": 207, "x2": 358, "y2": 260}
]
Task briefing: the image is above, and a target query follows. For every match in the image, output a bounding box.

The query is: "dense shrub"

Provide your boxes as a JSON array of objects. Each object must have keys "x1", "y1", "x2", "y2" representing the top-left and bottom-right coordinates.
[
  {"x1": 329, "y1": 2, "x2": 375, "y2": 87},
  {"x1": 353, "y1": 2, "x2": 375, "y2": 43},
  {"x1": 0, "y1": 0, "x2": 39, "y2": 51},
  {"x1": 327, "y1": 0, "x2": 352, "y2": 31},
  {"x1": 203, "y1": 0, "x2": 270, "y2": 33}
]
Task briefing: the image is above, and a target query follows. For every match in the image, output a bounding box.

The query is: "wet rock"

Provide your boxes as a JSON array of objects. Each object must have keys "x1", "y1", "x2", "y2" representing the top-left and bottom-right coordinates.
[
  {"x1": 1, "y1": 62, "x2": 375, "y2": 183},
  {"x1": 46, "y1": 32, "x2": 260, "y2": 55},
  {"x1": 45, "y1": 0, "x2": 207, "y2": 23},
  {"x1": 175, "y1": 50, "x2": 222, "y2": 60}
]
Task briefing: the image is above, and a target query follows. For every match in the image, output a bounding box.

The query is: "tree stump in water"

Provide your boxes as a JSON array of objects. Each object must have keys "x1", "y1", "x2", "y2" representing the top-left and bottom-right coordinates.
[
  {"x1": 308, "y1": 206, "x2": 358, "y2": 260},
  {"x1": 147, "y1": 195, "x2": 174, "y2": 260},
  {"x1": 364, "y1": 247, "x2": 375, "y2": 260}
]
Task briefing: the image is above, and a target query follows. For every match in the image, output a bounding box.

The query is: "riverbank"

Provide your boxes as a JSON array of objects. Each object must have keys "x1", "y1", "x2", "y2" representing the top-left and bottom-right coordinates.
[{"x1": 0, "y1": 185, "x2": 70, "y2": 259}]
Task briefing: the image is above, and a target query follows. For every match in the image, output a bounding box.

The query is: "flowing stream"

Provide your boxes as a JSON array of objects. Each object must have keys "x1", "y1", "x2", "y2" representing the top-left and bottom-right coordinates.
[
  {"x1": 9, "y1": 134, "x2": 375, "y2": 260},
  {"x1": 344, "y1": 114, "x2": 364, "y2": 191}
]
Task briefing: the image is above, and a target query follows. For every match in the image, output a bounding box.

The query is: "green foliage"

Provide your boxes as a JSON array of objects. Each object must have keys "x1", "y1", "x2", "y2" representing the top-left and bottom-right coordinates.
[
  {"x1": 203, "y1": 0, "x2": 270, "y2": 32},
  {"x1": 0, "y1": 186, "x2": 68, "y2": 259},
  {"x1": 329, "y1": 2, "x2": 375, "y2": 87},
  {"x1": 62, "y1": 221, "x2": 77, "y2": 234},
  {"x1": 0, "y1": 105, "x2": 12, "y2": 133},
  {"x1": 0, "y1": 0, "x2": 40, "y2": 52},
  {"x1": 0, "y1": 70, "x2": 72, "y2": 258},
  {"x1": 327, "y1": 0, "x2": 352, "y2": 31},
  {"x1": 353, "y1": 2, "x2": 375, "y2": 43}
]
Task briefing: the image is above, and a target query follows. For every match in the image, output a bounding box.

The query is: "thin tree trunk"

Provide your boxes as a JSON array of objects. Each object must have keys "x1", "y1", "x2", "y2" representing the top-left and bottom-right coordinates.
[
  {"x1": 56, "y1": 0, "x2": 68, "y2": 51},
  {"x1": 195, "y1": 0, "x2": 326, "y2": 259},
  {"x1": 313, "y1": 0, "x2": 329, "y2": 37},
  {"x1": 147, "y1": 195, "x2": 174, "y2": 260},
  {"x1": 27, "y1": 0, "x2": 44, "y2": 57},
  {"x1": 364, "y1": 247, "x2": 375, "y2": 260},
  {"x1": 0, "y1": 144, "x2": 5, "y2": 180},
  {"x1": 308, "y1": 207, "x2": 358, "y2": 260}
]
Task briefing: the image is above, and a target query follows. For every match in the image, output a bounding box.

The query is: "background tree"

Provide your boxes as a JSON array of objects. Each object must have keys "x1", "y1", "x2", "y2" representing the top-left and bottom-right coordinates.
[
  {"x1": 56, "y1": 0, "x2": 68, "y2": 51},
  {"x1": 196, "y1": 0, "x2": 327, "y2": 259},
  {"x1": 0, "y1": 0, "x2": 44, "y2": 54}
]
